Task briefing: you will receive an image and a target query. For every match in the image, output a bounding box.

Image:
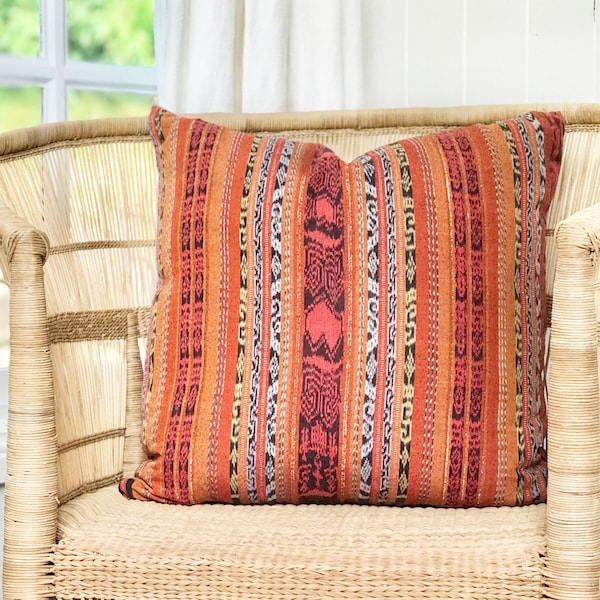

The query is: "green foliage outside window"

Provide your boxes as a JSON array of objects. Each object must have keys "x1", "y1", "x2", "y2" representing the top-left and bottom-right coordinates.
[
  {"x1": 68, "y1": 0, "x2": 154, "y2": 67},
  {"x1": 0, "y1": 88, "x2": 41, "y2": 132},
  {"x1": 0, "y1": 0, "x2": 154, "y2": 66},
  {"x1": 0, "y1": 0, "x2": 39, "y2": 57},
  {"x1": 0, "y1": 0, "x2": 155, "y2": 132}
]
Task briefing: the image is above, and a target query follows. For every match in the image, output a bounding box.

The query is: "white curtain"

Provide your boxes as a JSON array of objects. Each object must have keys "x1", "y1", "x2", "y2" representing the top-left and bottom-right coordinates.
[{"x1": 154, "y1": 0, "x2": 381, "y2": 113}]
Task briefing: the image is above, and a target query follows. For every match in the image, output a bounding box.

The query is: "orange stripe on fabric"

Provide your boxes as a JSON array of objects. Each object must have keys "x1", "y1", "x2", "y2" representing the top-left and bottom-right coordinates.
[
  {"x1": 351, "y1": 158, "x2": 369, "y2": 502},
  {"x1": 415, "y1": 136, "x2": 442, "y2": 505},
  {"x1": 490, "y1": 124, "x2": 518, "y2": 504},
  {"x1": 215, "y1": 130, "x2": 252, "y2": 503},
  {"x1": 339, "y1": 161, "x2": 359, "y2": 502},
  {"x1": 426, "y1": 136, "x2": 454, "y2": 506}
]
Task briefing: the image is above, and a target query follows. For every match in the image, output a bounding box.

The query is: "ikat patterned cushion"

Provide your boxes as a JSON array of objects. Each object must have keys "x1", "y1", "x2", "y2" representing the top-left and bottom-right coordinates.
[{"x1": 120, "y1": 106, "x2": 564, "y2": 507}]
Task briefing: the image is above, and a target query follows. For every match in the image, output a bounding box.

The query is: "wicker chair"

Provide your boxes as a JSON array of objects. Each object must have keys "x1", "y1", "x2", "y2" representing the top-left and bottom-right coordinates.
[{"x1": 0, "y1": 104, "x2": 598, "y2": 599}]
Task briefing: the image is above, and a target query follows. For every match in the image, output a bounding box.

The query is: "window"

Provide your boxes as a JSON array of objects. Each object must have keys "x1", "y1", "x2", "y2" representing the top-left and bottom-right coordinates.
[
  {"x1": 0, "y1": 0, "x2": 156, "y2": 132},
  {"x1": 0, "y1": 0, "x2": 156, "y2": 482}
]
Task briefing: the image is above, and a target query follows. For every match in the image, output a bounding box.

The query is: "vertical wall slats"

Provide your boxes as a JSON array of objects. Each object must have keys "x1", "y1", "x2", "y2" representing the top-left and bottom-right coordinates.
[
  {"x1": 529, "y1": 0, "x2": 595, "y2": 102},
  {"x1": 405, "y1": 0, "x2": 465, "y2": 107},
  {"x1": 465, "y1": 0, "x2": 528, "y2": 105},
  {"x1": 363, "y1": 0, "x2": 597, "y2": 108},
  {"x1": 362, "y1": 0, "x2": 407, "y2": 109}
]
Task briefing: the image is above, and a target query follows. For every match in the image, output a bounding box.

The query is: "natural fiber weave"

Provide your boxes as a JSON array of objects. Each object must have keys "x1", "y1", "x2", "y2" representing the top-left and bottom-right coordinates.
[
  {"x1": 48, "y1": 307, "x2": 150, "y2": 343},
  {"x1": 1, "y1": 104, "x2": 600, "y2": 599},
  {"x1": 547, "y1": 202, "x2": 600, "y2": 599},
  {"x1": 55, "y1": 486, "x2": 546, "y2": 600}
]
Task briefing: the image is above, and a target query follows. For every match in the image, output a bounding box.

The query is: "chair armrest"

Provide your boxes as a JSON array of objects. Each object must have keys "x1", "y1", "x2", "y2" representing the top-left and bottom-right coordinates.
[
  {"x1": 0, "y1": 204, "x2": 57, "y2": 600},
  {"x1": 0, "y1": 205, "x2": 49, "y2": 274},
  {"x1": 547, "y1": 202, "x2": 600, "y2": 599}
]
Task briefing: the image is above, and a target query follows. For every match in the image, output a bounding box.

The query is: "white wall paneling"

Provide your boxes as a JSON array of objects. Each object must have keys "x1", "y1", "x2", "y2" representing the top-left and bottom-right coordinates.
[
  {"x1": 529, "y1": 0, "x2": 595, "y2": 102},
  {"x1": 359, "y1": 0, "x2": 599, "y2": 109},
  {"x1": 405, "y1": 0, "x2": 465, "y2": 106},
  {"x1": 465, "y1": 0, "x2": 528, "y2": 105},
  {"x1": 288, "y1": 0, "x2": 363, "y2": 111},
  {"x1": 361, "y1": 0, "x2": 407, "y2": 109}
]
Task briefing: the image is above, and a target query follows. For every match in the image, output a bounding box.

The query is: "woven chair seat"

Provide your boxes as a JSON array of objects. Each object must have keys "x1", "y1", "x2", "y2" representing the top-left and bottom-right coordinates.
[
  {"x1": 54, "y1": 487, "x2": 547, "y2": 600},
  {"x1": 3, "y1": 107, "x2": 600, "y2": 598}
]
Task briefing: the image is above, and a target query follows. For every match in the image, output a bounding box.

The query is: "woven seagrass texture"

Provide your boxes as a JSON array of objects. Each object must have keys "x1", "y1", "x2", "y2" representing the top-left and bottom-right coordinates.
[
  {"x1": 55, "y1": 486, "x2": 547, "y2": 600},
  {"x1": 0, "y1": 104, "x2": 599, "y2": 599},
  {"x1": 546, "y1": 202, "x2": 600, "y2": 600}
]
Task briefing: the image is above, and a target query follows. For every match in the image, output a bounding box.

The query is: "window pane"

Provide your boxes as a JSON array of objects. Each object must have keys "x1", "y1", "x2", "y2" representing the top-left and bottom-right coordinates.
[
  {"x1": 0, "y1": 0, "x2": 40, "y2": 57},
  {"x1": 68, "y1": 89, "x2": 155, "y2": 120},
  {"x1": 0, "y1": 87, "x2": 42, "y2": 132},
  {"x1": 68, "y1": 0, "x2": 154, "y2": 67}
]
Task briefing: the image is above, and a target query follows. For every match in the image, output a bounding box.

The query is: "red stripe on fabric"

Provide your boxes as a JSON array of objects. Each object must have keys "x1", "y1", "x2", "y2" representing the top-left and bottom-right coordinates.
[
  {"x1": 437, "y1": 131, "x2": 468, "y2": 506},
  {"x1": 176, "y1": 121, "x2": 216, "y2": 503},
  {"x1": 298, "y1": 149, "x2": 344, "y2": 500},
  {"x1": 456, "y1": 129, "x2": 484, "y2": 505},
  {"x1": 162, "y1": 118, "x2": 208, "y2": 501}
]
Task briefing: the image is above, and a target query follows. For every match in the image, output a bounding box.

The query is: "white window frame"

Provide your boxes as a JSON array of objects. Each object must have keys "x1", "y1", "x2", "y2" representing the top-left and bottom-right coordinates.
[
  {"x1": 0, "y1": 0, "x2": 157, "y2": 123},
  {"x1": 0, "y1": 0, "x2": 156, "y2": 484}
]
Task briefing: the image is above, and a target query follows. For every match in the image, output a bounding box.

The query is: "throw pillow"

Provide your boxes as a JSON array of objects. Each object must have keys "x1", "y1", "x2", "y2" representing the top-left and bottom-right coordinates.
[{"x1": 120, "y1": 106, "x2": 564, "y2": 507}]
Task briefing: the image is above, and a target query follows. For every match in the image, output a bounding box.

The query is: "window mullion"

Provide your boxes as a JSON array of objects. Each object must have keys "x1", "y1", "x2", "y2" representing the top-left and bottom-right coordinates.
[
  {"x1": 0, "y1": 56, "x2": 54, "y2": 85},
  {"x1": 65, "y1": 62, "x2": 157, "y2": 95},
  {"x1": 40, "y1": 0, "x2": 67, "y2": 122}
]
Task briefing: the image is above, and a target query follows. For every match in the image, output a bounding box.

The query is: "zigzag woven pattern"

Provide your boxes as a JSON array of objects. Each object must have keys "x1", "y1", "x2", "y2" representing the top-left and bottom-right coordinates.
[{"x1": 121, "y1": 107, "x2": 564, "y2": 507}]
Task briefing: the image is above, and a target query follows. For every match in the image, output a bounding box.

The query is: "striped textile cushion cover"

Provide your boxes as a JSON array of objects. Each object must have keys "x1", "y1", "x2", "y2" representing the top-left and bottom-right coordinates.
[{"x1": 121, "y1": 106, "x2": 564, "y2": 507}]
